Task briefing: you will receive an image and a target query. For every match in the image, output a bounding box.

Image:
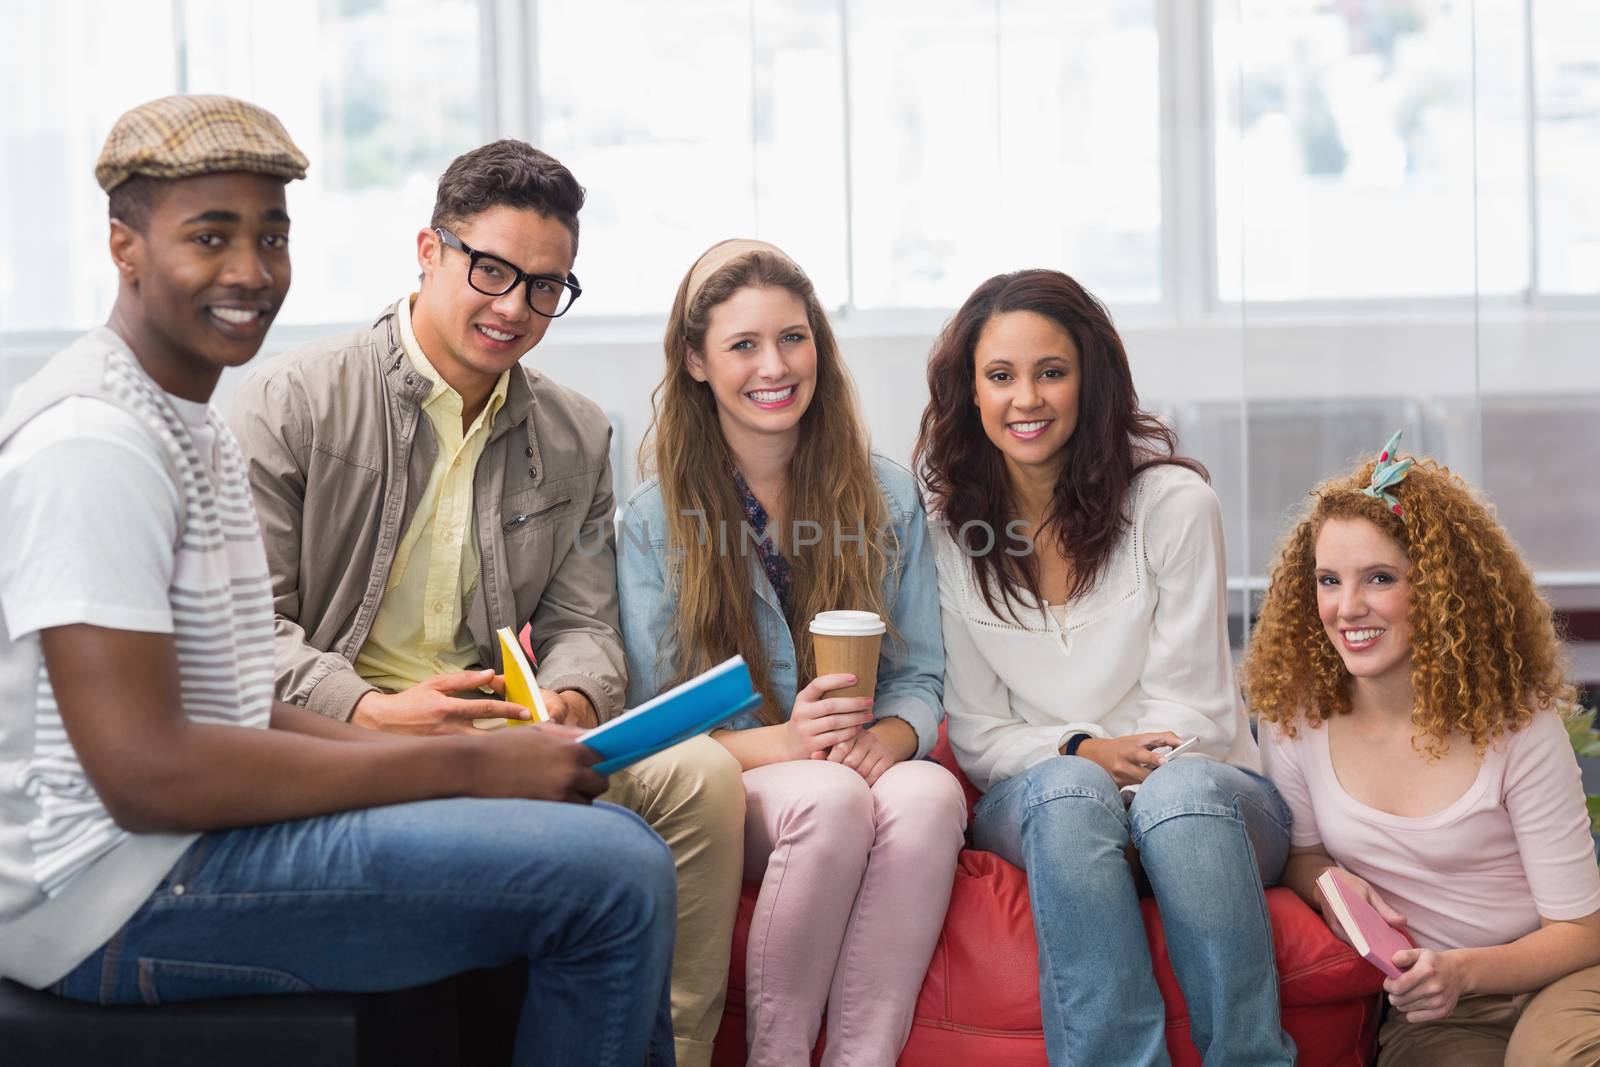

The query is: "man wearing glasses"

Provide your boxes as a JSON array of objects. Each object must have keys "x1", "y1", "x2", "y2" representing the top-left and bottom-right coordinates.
[{"x1": 231, "y1": 139, "x2": 745, "y2": 1067}]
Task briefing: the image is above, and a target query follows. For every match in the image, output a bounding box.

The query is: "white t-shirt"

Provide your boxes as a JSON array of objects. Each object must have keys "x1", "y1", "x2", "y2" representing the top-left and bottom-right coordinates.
[
  {"x1": 1, "y1": 397, "x2": 188, "y2": 637},
  {"x1": 0, "y1": 336, "x2": 275, "y2": 988}
]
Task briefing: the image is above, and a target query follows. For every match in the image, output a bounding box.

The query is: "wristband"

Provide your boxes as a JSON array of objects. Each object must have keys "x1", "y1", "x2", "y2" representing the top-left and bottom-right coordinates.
[{"x1": 1062, "y1": 732, "x2": 1090, "y2": 757}]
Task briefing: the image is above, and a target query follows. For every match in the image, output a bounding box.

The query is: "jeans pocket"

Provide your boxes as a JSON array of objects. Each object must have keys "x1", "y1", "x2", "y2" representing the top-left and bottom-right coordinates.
[{"x1": 136, "y1": 957, "x2": 314, "y2": 1005}]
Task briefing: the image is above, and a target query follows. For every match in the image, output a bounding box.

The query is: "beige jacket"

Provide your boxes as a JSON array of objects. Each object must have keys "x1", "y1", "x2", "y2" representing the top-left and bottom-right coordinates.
[{"x1": 229, "y1": 304, "x2": 626, "y2": 721}]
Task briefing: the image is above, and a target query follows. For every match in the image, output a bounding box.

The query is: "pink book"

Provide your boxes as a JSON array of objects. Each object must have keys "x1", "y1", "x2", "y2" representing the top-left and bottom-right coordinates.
[{"x1": 1316, "y1": 868, "x2": 1413, "y2": 979}]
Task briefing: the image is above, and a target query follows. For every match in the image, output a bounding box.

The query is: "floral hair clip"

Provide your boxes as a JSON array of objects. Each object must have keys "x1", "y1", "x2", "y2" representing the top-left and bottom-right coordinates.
[{"x1": 1360, "y1": 429, "x2": 1413, "y2": 516}]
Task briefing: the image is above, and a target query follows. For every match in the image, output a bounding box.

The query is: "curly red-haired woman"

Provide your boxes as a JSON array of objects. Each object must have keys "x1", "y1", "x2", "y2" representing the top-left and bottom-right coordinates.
[{"x1": 1243, "y1": 440, "x2": 1600, "y2": 1066}]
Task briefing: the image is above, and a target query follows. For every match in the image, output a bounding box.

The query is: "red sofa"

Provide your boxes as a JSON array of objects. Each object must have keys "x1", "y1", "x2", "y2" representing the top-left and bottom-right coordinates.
[{"x1": 711, "y1": 735, "x2": 1385, "y2": 1066}]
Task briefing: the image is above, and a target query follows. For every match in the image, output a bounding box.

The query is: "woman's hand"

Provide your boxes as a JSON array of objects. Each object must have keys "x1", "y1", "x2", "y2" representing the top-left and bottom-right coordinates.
[
  {"x1": 816, "y1": 730, "x2": 897, "y2": 785},
  {"x1": 784, "y1": 674, "x2": 874, "y2": 759},
  {"x1": 814, "y1": 716, "x2": 916, "y2": 785},
  {"x1": 1312, "y1": 868, "x2": 1409, "y2": 950},
  {"x1": 1074, "y1": 731, "x2": 1184, "y2": 787},
  {"x1": 1385, "y1": 948, "x2": 1469, "y2": 1022}
]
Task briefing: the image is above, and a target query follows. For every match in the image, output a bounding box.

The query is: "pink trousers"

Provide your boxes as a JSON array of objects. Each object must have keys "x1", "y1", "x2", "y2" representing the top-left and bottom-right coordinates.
[{"x1": 740, "y1": 758, "x2": 968, "y2": 1067}]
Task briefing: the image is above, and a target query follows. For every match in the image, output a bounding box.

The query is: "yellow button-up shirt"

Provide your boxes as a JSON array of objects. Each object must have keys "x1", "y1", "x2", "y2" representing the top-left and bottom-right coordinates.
[{"x1": 354, "y1": 295, "x2": 509, "y2": 692}]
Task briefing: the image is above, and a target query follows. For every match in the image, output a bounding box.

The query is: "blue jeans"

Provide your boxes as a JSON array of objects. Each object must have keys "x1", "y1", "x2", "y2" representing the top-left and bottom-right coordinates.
[
  {"x1": 53, "y1": 797, "x2": 677, "y2": 1067},
  {"x1": 974, "y1": 756, "x2": 1295, "y2": 1067}
]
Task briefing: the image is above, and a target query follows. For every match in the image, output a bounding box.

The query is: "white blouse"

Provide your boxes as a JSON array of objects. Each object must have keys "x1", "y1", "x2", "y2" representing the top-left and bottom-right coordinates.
[{"x1": 935, "y1": 464, "x2": 1261, "y2": 793}]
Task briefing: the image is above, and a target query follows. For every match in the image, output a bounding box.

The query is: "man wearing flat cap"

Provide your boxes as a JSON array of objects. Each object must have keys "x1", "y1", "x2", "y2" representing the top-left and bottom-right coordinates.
[
  {"x1": 229, "y1": 139, "x2": 746, "y2": 1067},
  {"x1": 0, "y1": 94, "x2": 676, "y2": 1066}
]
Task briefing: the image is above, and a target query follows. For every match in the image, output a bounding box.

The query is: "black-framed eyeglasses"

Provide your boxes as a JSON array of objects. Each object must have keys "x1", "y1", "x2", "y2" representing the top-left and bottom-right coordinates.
[{"x1": 435, "y1": 227, "x2": 582, "y2": 318}]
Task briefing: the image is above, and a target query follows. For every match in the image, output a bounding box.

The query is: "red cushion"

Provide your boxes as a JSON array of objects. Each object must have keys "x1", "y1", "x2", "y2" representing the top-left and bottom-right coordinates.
[
  {"x1": 712, "y1": 731, "x2": 1384, "y2": 1066},
  {"x1": 717, "y1": 857, "x2": 1383, "y2": 1066},
  {"x1": 933, "y1": 734, "x2": 984, "y2": 816}
]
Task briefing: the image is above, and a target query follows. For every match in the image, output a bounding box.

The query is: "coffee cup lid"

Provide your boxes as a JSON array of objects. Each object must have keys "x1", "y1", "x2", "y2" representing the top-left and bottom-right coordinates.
[{"x1": 808, "y1": 610, "x2": 886, "y2": 636}]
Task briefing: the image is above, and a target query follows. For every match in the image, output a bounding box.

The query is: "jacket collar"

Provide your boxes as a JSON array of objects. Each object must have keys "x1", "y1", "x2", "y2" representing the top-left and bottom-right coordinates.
[{"x1": 369, "y1": 301, "x2": 544, "y2": 486}]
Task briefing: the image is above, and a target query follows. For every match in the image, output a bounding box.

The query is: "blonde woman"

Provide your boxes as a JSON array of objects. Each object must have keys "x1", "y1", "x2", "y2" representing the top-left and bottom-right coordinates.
[
  {"x1": 1244, "y1": 437, "x2": 1600, "y2": 1066},
  {"x1": 618, "y1": 239, "x2": 966, "y2": 1066}
]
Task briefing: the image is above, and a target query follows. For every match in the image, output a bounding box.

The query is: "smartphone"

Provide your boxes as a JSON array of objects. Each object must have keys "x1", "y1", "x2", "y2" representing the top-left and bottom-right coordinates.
[
  {"x1": 1118, "y1": 737, "x2": 1202, "y2": 804},
  {"x1": 1157, "y1": 735, "x2": 1199, "y2": 761}
]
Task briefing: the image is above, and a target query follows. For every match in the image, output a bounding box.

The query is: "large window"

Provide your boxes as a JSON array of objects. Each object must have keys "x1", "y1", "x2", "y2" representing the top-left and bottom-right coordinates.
[
  {"x1": 0, "y1": 3, "x2": 177, "y2": 332},
  {"x1": 0, "y1": 0, "x2": 483, "y2": 330},
  {"x1": 1213, "y1": 0, "x2": 1529, "y2": 301},
  {"x1": 2, "y1": 0, "x2": 1593, "y2": 330},
  {"x1": 536, "y1": 0, "x2": 1161, "y2": 314},
  {"x1": 1534, "y1": 0, "x2": 1600, "y2": 295},
  {"x1": 536, "y1": 0, "x2": 850, "y2": 314},
  {"x1": 1, "y1": 0, "x2": 1596, "y2": 601},
  {"x1": 847, "y1": 0, "x2": 1162, "y2": 308}
]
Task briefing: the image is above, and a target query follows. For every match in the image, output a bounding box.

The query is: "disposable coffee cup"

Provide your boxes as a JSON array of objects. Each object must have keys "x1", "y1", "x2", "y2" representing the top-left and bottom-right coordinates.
[{"x1": 809, "y1": 611, "x2": 886, "y2": 700}]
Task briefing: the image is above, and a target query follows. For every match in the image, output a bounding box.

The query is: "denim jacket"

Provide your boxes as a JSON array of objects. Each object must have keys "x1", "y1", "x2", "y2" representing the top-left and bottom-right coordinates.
[{"x1": 617, "y1": 453, "x2": 945, "y2": 759}]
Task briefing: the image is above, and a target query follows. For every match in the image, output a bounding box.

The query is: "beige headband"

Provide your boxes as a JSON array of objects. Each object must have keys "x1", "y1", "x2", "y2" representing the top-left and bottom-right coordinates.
[{"x1": 683, "y1": 238, "x2": 795, "y2": 312}]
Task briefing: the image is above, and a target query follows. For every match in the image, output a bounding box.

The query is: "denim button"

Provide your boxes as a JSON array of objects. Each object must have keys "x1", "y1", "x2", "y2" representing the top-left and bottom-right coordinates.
[
  {"x1": 172, "y1": 884, "x2": 186, "y2": 896},
  {"x1": 525, "y1": 446, "x2": 534, "y2": 457}
]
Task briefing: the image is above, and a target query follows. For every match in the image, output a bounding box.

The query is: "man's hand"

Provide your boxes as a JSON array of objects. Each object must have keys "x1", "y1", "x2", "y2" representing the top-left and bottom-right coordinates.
[
  {"x1": 1385, "y1": 948, "x2": 1468, "y2": 1022},
  {"x1": 472, "y1": 722, "x2": 608, "y2": 804},
  {"x1": 352, "y1": 669, "x2": 530, "y2": 735},
  {"x1": 541, "y1": 688, "x2": 598, "y2": 728},
  {"x1": 1075, "y1": 731, "x2": 1184, "y2": 787},
  {"x1": 784, "y1": 674, "x2": 874, "y2": 759}
]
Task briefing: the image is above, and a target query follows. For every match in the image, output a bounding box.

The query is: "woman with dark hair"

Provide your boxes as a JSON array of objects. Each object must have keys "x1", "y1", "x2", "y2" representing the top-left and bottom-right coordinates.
[
  {"x1": 619, "y1": 239, "x2": 967, "y2": 1066},
  {"x1": 915, "y1": 269, "x2": 1295, "y2": 1066}
]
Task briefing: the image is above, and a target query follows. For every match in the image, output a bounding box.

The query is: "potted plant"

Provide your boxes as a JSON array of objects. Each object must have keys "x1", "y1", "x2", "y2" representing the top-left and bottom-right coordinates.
[{"x1": 1565, "y1": 704, "x2": 1600, "y2": 858}]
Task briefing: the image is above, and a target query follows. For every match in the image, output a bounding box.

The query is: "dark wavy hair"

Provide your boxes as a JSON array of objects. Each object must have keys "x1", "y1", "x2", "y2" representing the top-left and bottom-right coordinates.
[
  {"x1": 430, "y1": 139, "x2": 585, "y2": 255},
  {"x1": 914, "y1": 269, "x2": 1204, "y2": 620}
]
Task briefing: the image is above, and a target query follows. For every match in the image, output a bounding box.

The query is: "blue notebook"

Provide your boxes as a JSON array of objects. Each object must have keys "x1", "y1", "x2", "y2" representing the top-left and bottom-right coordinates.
[{"x1": 580, "y1": 656, "x2": 760, "y2": 774}]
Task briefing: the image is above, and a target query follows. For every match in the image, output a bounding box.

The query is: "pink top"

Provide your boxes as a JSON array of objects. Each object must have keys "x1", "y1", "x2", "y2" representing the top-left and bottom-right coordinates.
[{"x1": 1259, "y1": 710, "x2": 1600, "y2": 952}]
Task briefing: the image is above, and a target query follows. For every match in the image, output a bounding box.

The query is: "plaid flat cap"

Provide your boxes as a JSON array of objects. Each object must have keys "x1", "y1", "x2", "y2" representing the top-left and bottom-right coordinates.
[{"x1": 95, "y1": 94, "x2": 308, "y2": 193}]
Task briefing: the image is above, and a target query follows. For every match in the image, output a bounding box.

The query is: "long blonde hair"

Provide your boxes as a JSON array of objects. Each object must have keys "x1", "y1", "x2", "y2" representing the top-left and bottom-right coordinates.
[{"x1": 642, "y1": 244, "x2": 893, "y2": 721}]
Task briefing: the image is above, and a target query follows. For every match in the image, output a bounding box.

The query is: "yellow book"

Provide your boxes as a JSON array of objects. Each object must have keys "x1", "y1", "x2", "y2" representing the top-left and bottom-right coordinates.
[{"x1": 497, "y1": 626, "x2": 551, "y2": 725}]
